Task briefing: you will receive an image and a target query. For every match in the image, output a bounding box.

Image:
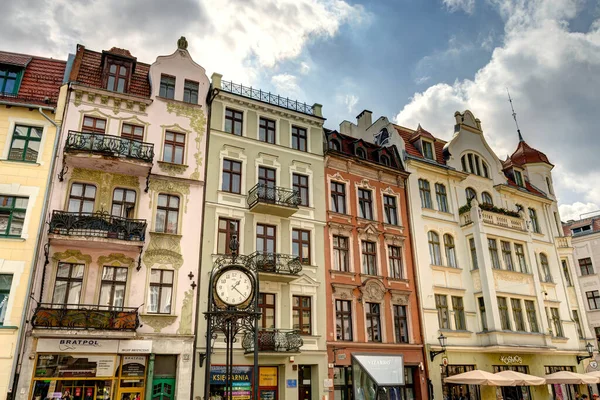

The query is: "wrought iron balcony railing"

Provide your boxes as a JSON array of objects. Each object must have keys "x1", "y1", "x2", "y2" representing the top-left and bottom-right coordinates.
[
  {"x1": 49, "y1": 211, "x2": 147, "y2": 242},
  {"x1": 221, "y1": 80, "x2": 314, "y2": 116},
  {"x1": 249, "y1": 251, "x2": 302, "y2": 275},
  {"x1": 32, "y1": 303, "x2": 139, "y2": 331},
  {"x1": 242, "y1": 328, "x2": 303, "y2": 353},
  {"x1": 65, "y1": 130, "x2": 154, "y2": 163},
  {"x1": 247, "y1": 183, "x2": 301, "y2": 209}
]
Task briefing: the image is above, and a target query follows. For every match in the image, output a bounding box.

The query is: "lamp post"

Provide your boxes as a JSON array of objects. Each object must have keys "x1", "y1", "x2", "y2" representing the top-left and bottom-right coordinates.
[
  {"x1": 577, "y1": 342, "x2": 594, "y2": 364},
  {"x1": 430, "y1": 333, "x2": 448, "y2": 362}
]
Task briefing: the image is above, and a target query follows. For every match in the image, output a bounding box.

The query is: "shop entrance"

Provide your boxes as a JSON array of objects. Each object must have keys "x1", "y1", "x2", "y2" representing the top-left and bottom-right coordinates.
[
  {"x1": 298, "y1": 365, "x2": 312, "y2": 400},
  {"x1": 117, "y1": 388, "x2": 144, "y2": 400},
  {"x1": 151, "y1": 378, "x2": 175, "y2": 400}
]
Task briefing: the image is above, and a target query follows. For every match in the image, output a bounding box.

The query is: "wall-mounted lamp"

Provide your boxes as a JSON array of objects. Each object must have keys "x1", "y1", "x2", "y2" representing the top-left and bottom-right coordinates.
[
  {"x1": 429, "y1": 333, "x2": 447, "y2": 362},
  {"x1": 577, "y1": 342, "x2": 594, "y2": 364}
]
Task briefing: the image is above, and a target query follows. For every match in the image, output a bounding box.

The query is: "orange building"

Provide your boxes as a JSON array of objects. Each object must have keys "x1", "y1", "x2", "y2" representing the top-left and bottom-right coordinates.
[{"x1": 324, "y1": 123, "x2": 427, "y2": 400}]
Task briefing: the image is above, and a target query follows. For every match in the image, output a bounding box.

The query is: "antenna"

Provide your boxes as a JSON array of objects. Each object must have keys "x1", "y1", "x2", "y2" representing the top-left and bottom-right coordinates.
[{"x1": 506, "y1": 88, "x2": 523, "y2": 142}]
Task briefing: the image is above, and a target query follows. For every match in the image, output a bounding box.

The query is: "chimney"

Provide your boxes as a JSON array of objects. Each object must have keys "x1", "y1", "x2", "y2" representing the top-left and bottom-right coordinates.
[
  {"x1": 211, "y1": 73, "x2": 222, "y2": 89},
  {"x1": 357, "y1": 110, "x2": 372, "y2": 132}
]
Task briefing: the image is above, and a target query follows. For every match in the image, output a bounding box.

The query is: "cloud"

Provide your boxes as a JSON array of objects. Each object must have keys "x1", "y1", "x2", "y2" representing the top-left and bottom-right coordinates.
[
  {"x1": 442, "y1": 0, "x2": 475, "y2": 14},
  {"x1": 414, "y1": 35, "x2": 475, "y2": 79},
  {"x1": 299, "y1": 62, "x2": 311, "y2": 75},
  {"x1": 559, "y1": 202, "x2": 600, "y2": 222},
  {"x1": 271, "y1": 73, "x2": 303, "y2": 98},
  {"x1": 415, "y1": 76, "x2": 431, "y2": 85},
  {"x1": 344, "y1": 94, "x2": 359, "y2": 114},
  {"x1": 396, "y1": 0, "x2": 600, "y2": 213}
]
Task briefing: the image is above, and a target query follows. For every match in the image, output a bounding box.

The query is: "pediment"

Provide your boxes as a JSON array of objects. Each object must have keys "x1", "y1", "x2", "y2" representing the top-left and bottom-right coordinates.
[{"x1": 291, "y1": 273, "x2": 319, "y2": 287}]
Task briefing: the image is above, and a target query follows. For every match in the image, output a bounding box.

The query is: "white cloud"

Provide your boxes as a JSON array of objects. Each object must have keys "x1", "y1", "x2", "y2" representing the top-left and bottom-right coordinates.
[
  {"x1": 271, "y1": 73, "x2": 303, "y2": 98},
  {"x1": 414, "y1": 35, "x2": 475, "y2": 79},
  {"x1": 442, "y1": 0, "x2": 475, "y2": 14},
  {"x1": 415, "y1": 76, "x2": 431, "y2": 85},
  {"x1": 299, "y1": 62, "x2": 311, "y2": 75},
  {"x1": 559, "y1": 202, "x2": 600, "y2": 222},
  {"x1": 396, "y1": 0, "x2": 600, "y2": 212},
  {"x1": 344, "y1": 94, "x2": 359, "y2": 113}
]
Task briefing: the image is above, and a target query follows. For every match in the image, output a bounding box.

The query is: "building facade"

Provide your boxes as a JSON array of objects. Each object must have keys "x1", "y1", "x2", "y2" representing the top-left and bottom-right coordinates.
[
  {"x1": 15, "y1": 38, "x2": 209, "y2": 400},
  {"x1": 0, "y1": 51, "x2": 66, "y2": 399},
  {"x1": 193, "y1": 74, "x2": 328, "y2": 400},
  {"x1": 323, "y1": 113, "x2": 427, "y2": 400}
]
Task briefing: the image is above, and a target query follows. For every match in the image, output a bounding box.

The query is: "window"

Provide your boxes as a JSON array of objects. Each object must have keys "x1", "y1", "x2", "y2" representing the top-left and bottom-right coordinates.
[
  {"x1": 539, "y1": 253, "x2": 552, "y2": 283},
  {"x1": 293, "y1": 174, "x2": 309, "y2": 206},
  {"x1": 163, "y1": 131, "x2": 185, "y2": 164},
  {"x1": 67, "y1": 183, "x2": 96, "y2": 213},
  {"x1": 52, "y1": 263, "x2": 84, "y2": 305},
  {"x1": 562, "y1": 260, "x2": 573, "y2": 286},
  {"x1": 444, "y1": 234, "x2": 457, "y2": 268},
  {"x1": 106, "y1": 63, "x2": 128, "y2": 93},
  {"x1": 529, "y1": 208, "x2": 540, "y2": 233},
  {"x1": 365, "y1": 302, "x2": 382, "y2": 342},
  {"x1": 256, "y1": 224, "x2": 276, "y2": 254},
  {"x1": 0, "y1": 274, "x2": 13, "y2": 324},
  {"x1": 524, "y1": 300, "x2": 539, "y2": 333},
  {"x1": 0, "y1": 66, "x2": 20, "y2": 94},
  {"x1": 478, "y1": 297, "x2": 487, "y2": 331},
  {"x1": 361, "y1": 241, "x2": 377, "y2": 275},
  {"x1": 587, "y1": 291, "x2": 600, "y2": 310},
  {"x1": 482, "y1": 162, "x2": 489, "y2": 178},
  {"x1": 258, "y1": 293, "x2": 275, "y2": 329},
  {"x1": 332, "y1": 236, "x2": 349, "y2": 272},
  {"x1": 488, "y1": 238, "x2": 501, "y2": 269},
  {"x1": 435, "y1": 183, "x2": 448, "y2": 212},
  {"x1": 82, "y1": 116, "x2": 106, "y2": 134},
  {"x1": 579, "y1": 258, "x2": 594, "y2": 276},
  {"x1": 121, "y1": 123, "x2": 144, "y2": 141},
  {"x1": 383, "y1": 195, "x2": 398, "y2": 225},
  {"x1": 258, "y1": 166, "x2": 276, "y2": 188},
  {"x1": 452, "y1": 296, "x2": 466, "y2": 330},
  {"x1": 356, "y1": 147, "x2": 366, "y2": 159},
  {"x1": 573, "y1": 310, "x2": 583, "y2": 339},
  {"x1": 358, "y1": 189, "x2": 373, "y2": 220},
  {"x1": 221, "y1": 159, "x2": 242, "y2": 194},
  {"x1": 465, "y1": 187, "x2": 477, "y2": 202},
  {"x1": 111, "y1": 188, "x2": 136, "y2": 219},
  {"x1": 418, "y1": 179, "x2": 432, "y2": 209},
  {"x1": 293, "y1": 295, "x2": 311, "y2": 334},
  {"x1": 380, "y1": 155, "x2": 390, "y2": 166},
  {"x1": 422, "y1": 140, "x2": 434, "y2": 160},
  {"x1": 550, "y1": 307, "x2": 563, "y2": 337},
  {"x1": 8, "y1": 125, "x2": 42, "y2": 162},
  {"x1": 159, "y1": 75, "x2": 175, "y2": 99},
  {"x1": 259, "y1": 117, "x2": 276, "y2": 144},
  {"x1": 498, "y1": 297, "x2": 511, "y2": 330},
  {"x1": 515, "y1": 244, "x2": 527, "y2": 273},
  {"x1": 98, "y1": 266, "x2": 127, "y2": 309},
  {"x1": 511, "y1": 299, "x2": 525, "y2": 331},
  {"x1": 442, "y1": 365, "x2": 480, "y2": 400},
  {"x1": 501, "y1": 241, "x2": 514, "y2": 271},
  {"x1": 428, "y1": 231, "x2": 442, "y2": 265},
  {"x1": 435, "y1": 294, "x2": 449, "y2": 329},
  {"x1": 292, "y1": 229, "x2": 311, "y2": 265},
  {"x1": 0, "y1": 196, "x2": 27, "y2": 237},
  {"x1": 481, "y1": 192, "x2": 493, "y2": 206},
  {"x1": 224, "y1": 108, "x2": 243, "y2": 135},
  {"x1": 388, "y1": 246, "x2": 404, "y2": 279},
  {"x1": 217, "y1": 218, "x2": 239, "y2": 255},
  {"x1": 335, "y1": 300, "x2": 353, "y2": 341},
  {"x1": 148, "y1": 269, "x2": 174, "y2": 314},
  {"x1": 155, "y1": 194, "x2": 179, "y2": 234},
  {"x1": 183, "y1": 80, "x2": 199, "y2": 104},
  {"x1": 330, "y1": 182, "x2": 346, "y2": 214},
  {"x1": 329, "y1": 139, "x2": 340, "y2": 151},
  {"x1": 546, "y1": 177, "x2": 554, "y2": 195},
  {"x1": 292, "y1": 126, "x2": 307, "y2": 151},
  {"x1": 470, "y1": 238, "x2": 478, "y2": 270},
  {"x1": 461, "y1": 153, "x2": 489, "y2": 178},
  {"x1": 514, "y1": 169, "x2": 524, "y2": 187},
  {"x1": 393, "y1": 305, "x2": 409, "y2": 343}
]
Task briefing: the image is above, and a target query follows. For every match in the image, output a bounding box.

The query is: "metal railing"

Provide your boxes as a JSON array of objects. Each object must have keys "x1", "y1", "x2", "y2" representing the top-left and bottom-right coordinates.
[
  {"x1": 249, "y1": 251, "x2": 303, "y2": 275},
  {"x1": 49, "y1": 211, "x2": 147, "y2": 242},
  {"x1": 221, "y1": 80, "x2": 314, "y2": 115},
  {"x1": 247, "y1": 183, "x2": 300, "y2": 209},
  {"x1": 32, "y1": 303, "x2": 139, "y2": 330},
  {"x1": 65, "y1": 130, "x2": 154, "y2": 163},
  {"x1": 242, "y1": 328, "x2": 303, "y2": 353}
]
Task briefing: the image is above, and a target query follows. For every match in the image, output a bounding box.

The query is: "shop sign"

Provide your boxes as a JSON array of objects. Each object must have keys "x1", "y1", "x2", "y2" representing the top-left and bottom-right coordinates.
[
  {"x1": 210, "y1": 366, "x2": 252, "y2": 400},
  {"x1": 37, "y1": 339, "x2": 119, "y2": 353},
  {"x1": 286, "y1": 379, "x2": 297, "y2": 388},
  {"x1": 500, "y1": 355, "x2": 523, "y2": 365},
  {"x1": 122, "y1": 356, "x2": 147, "y2": 377},
  {"x1": 118, "y1": 340, "x2": 152, "y2": 354},
  {"x1": 260, "y1": 390, "x2": 276, "y2": 400},
  {"x1": 259, "y1": 367, "x2": 278, "y2": 387},
  {"x1": 94, "y1": 356, "x2": 117, "y2": 377},
  {"x1": 323, "y1": 379, "x2": 333, "y2": 388}
]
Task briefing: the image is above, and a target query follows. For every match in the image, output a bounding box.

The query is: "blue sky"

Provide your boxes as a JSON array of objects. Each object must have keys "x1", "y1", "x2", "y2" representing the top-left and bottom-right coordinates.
[{"x1": 3, "y1": 0, "x2": 600, "y2": 220}]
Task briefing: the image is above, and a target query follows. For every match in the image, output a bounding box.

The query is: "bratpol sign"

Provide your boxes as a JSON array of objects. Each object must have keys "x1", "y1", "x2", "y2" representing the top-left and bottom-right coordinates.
[{"x1": 37, "y1": 339, "x2": 152, "y2": 354}]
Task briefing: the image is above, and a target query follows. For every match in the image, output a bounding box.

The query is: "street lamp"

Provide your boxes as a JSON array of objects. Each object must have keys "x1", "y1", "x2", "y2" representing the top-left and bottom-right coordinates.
[
  {"x1": 430, "y1": 333, "x2": 448, "y2": 362},
  {"x1": 577, "y1": 342, "x2": 594, "y2": 364}
]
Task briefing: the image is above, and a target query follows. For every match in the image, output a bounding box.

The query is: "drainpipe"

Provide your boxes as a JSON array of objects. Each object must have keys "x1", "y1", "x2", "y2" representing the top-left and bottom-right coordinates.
[{"x1": 8, "y1": 104, "x2": 64, "y2": 399}]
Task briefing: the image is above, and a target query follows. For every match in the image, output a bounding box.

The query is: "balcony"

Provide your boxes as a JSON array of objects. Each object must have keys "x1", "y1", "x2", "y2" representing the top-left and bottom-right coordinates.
[
  {"x1": 64, "y1": 131, "x2": 154, "y2": 176},
  {"x1": 242, "y1": 328, "x2": 303, "y2": 354},
  {"x1": 32, "y1": 303, "x2": 139, "y2": 331},
  {"x1": 555, "y1": 236, "x2": 572, "y2": 248},
  {"x1": 49, "y1": 211, "x2": 146, "y2": 250},
  {"x1": 459, "y1": 205, "x2": 526, "y2": 232},
  {"x1": 249, "y1": 251, "x2": 302, "y2": 281},
  {"x1": 247, "y1": 183, "x2": 300, "y2": 217}
]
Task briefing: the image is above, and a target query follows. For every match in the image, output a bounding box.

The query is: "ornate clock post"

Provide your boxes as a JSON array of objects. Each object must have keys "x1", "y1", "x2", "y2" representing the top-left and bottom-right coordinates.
[{"x1": 204, "y1": 236, "x2": 260, "y2": 400}]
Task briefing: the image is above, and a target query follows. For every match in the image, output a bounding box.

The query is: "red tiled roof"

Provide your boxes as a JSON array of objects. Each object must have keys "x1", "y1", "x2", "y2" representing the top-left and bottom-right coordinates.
[
  {"x1": 505, "y1": 140, "x2": 553, "y2": 167},
  {"x1": 0, "y1": 51, "x2": 32, "y2": 67},
  {"x1": 505, "y1": 176, "x2": 546, "y2": 197},
  {"x1": 0, "y1": 51, "x2": 66, "y2": 106},
  {"x1": 394, "y1": 124, "x2": 447, "y2": 165},
  {"x1": 562, "y1": 216, "x2": 600, "y2": 235}
]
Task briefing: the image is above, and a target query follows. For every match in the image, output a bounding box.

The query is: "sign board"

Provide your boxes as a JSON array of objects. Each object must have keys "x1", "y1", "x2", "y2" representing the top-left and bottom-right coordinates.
[
  {"x1": 259, "y1": 367, "x2": 278, "y2": 387},
  {"x1": 286, "y1": 379, "x2": 297, "y2": 388},
  {"x1": 91, "y1": 356, "x2": 117, "y2": 377},
  {"x1": 118, "y1": 340, "x2": 152, "y2": 354},
  {"x1": 323, "y1": 379, "x2": 333, "y2": 388},
  {"x1": 442, "y1": 357, "x2": 448, "y2": 367},
  {"x1": 591, "y1": 361, "x2": 598, "y2": 369},
  {"x1": 352, "y1": 355, "x2": 404, "y2": 386},
  {"x1": 500, "y1": 355, "x2": 523, "y2": 365},
  {"x1": 37, "y1": 339, "x2": 119, "y2": 354},
  {"x1": 121, "y1": 356, "x2": 147, "y2": 377}
]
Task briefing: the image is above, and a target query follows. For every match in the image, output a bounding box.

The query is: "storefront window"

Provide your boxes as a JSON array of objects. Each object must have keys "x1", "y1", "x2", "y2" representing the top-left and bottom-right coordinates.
[
  {"x1": 334, "y1": 366, "x2": 353, "y2": 400},
  {"x1": 493, "y1": 365, "x2": 532, "y2": 400},
  {"x1": 545, "y1": 366, "x2": 579, "y2": 400},
  {"x1": 442, "y1": 365, "x2": 480, "y2": 400}
]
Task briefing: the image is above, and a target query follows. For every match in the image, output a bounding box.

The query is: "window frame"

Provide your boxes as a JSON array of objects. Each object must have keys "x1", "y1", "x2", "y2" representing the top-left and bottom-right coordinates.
[
  {"x1": 511, "y1": 298, "x2": 525, "y2": 331},
  {"x1": 481, "y1": 192, "x2": 493, "y2": 206},
  {"x1": 217, "y1": 218, "x2": 240, "y2": 255},
  {"x1": 488, "y1": 238, "x2": 501, "y2": 270},
  {"x1": 291, "y1": 125, "x2": 307, "y2": 152},
  {"x1": 524, "y1": 300, "x2": 539, "y2": 333},
  {"x1": 528, "y1": 208, "x2": 540, "y2": 233},
  {"x1": 435, "y1": 183, "x2": 448, "y2": 213},
  {"x1": 469, "y1": 238, "x2": 478, "y2": 270},
  {"x1": 422, "y1": 140, "x2": 434, "y2": 160},
  {"x1": 293, "y1": 173, "x2": 309, "y2": 207},
  {"x1": 330, "y1": 181, "x2": 347, "y2": 214},
  {"x1": 365, "y1": 302, "x2": 382, "y2": 342},
  {"x1": 388, "y1": 245, "x2": 404, "y2": 279},
  {"x1": 52, "y1": 262, "x2": 85, "y2": 305},
  {"x1": 8, "y1": 125, "x2": 43, "y2": 163},
  {"x1": 550, "y1": 307, "x2": 563, "y2": 337},
  {"x1": 155, "y1": 193, "x2": 180, "y2": 234},
  {"x1": 98, "y1": 266, "x2": 128, "y2": 309},
  {"x1": 498, "y1": 297, "x2": 511, "y2": 331},
  {"x1": 162, "y1": 130, "x2": 186, "y2": 165},
  {"x1": 514, "y1": 243, "x2": 527, "y2": 273},
  {"x1": 562, "y1": 260, "x2": 573, "y2": 286},
  {"x1": 292, "y1": 228, "x2": 311, "y2": 265},
  {"x1": 82, "y1": 116, "x2": 107, "y2": 134},
  {"x1": 418, "y1": 179, "x2": 432, "y2": 209},
  {"x1": 579, "y1": 258, "x2": 594, "y2": 276},
  {"x1": 501, "y1": 241, "x2": 514, "y2": 271},
  {"x1": 221, "y1": 159, "x2": 242, "y2": 194},
  {"x1": 105, "y1": 62, "x2": 129, "y2": 93},
  {"x1": 0, "y1": 196, "x2": 28, "y2": 237},
  {"x1": 293, "y1": 295, "x2": 312, "y2": 335},
  {"x1": 0, "y1": 66, "x2": 22, "y2": 94},
  {"x1": 159, "y1": 74, "x2": 176, "y2": 99},
  {"x1": 224, "y1": 108, "x2": 243, "y2": 136},
  {"x1": 258, "y1": 117, "x2": 276, "y2": 144},
  {"x1": 121, "y1": 123, "x2": 144, "y2": 141},
  {"x1": 383, "y1": 195, "x2": 398, "y2": 225},
  {"x1": 393, "y1": 304, "x2": 409, "y2": 343},
  {"x1": 478, "y1": 297, "x2": 487, "y2": 331},
  {"x1": 539, "y1": 253, "x2": 552, "y2": 283},
  {"x1": 111, "y1": 187, "x2": 136, "y2": 219},
  {"x1": 332, "y1": 235, "x2": 349, "y2": 272},
  {"x1": 452, "y1": 296, "x2": 466, "y2": 331},
  {"x1": 258, "y1": 292, "x2": 276, "y2": 329},
  {"x1": 357, "y1": 188, "x2": 374, "y2": 220},
  {"x1": 428, "y1": 231, "x2": 442, "y2": 266},
  {"x1": 67, "y1": 183, "x2": 96, "y2": 214},
  {"x1": 444, "y1": 234, "x2": 457, "y2": 268},
  {"x1": 335, "y1": 299, "x2": 353, "y2": 341},
  {"x1": 435, "y1": 294, "x2": 450, "y2": 330},
  {"x1": 0, "y1": 274, "x2": 13, "y2": 325},
  {"x1": 573, "y1": 309, "x2": 583, "y2": 339},
  {"x1": 148, "y1": 269, "x2": 174, "y2": 314},
  {"x1": 183, "y1": 80, "x2": 199, "y2": 104},
  {"x1": 465, "y1": 187, "x2": 477, "y2": 202},
  {"x1": 587, "y1": 290, "x2": 600, "y2": 310},
  {"x1": 361, "y1": 240, "x2": 378, "y2": 275}
]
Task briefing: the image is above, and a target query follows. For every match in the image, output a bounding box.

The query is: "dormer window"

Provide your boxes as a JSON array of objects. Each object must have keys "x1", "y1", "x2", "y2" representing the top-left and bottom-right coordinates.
[
  {"x1": 356, "y1": 147, "x2": 366, "y2": 159},
  {"x1": 380, "y1": 155, "x2": 390, "y2": 166},
  {"x1": 422, "y1": 140, "x2": 434, "y2": 160},
  {"x1": 106, "y1": 62, "x2": 128, "y2": 93},
  {"x1": 329, "y1": 139, "x2": 340, "y2": 151},
  {"x1": 0, "y1": 65, "x2": 22, "y2": 95},
  {"x1": 514, "y1": 169, "x2": 524, "y2": 187},
  {"x1": 461, "y1": 153, "x2": 490, "y2": 178},
  {"x1": 160, "y1": 75, "x2": 176, "y2": 99}
]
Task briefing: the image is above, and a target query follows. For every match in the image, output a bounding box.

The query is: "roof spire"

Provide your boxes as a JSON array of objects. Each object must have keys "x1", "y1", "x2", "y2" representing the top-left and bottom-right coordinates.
[{"x1": 507, "y1": 88, "x2": 523, "y2": 142}]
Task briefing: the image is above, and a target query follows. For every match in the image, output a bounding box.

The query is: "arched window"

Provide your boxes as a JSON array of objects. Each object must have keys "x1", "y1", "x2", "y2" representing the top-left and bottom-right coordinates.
[
  {"x1": 465, "y1": 187, "x2": 477, "y2": 202},
  {"x1": 461, "y1": 152, "x2": 490, "y2": 178},
  {"x1": 356, "y1": 147, "x2": 366, "y2": 159},
  {"x1": 482, "y1": 162, "x2": 490, "y2": 178},
  {"x1": 539, "y1": 253, "x2": 552, "y2": 283},
  {"x1": 481, "y1": 192, "x2": 493, "y2": 206},
  {"x1": 461, "y1": 155, "x2": 468, "y2": 172},
  {"x1": 428, "y1": 231, "x2": 442, "y2": 265},
  {"x1": 380, "y1": 155, "x2": 390, "y2": 166},
  {"x1": 419, "y1": 179, "x2": 432, "y2": 209},
  {"x1": 444, "y1": 234, "x2": 457, "y2": 268},
  {"x1": 329, "y1": 139, "x2": 340, "y2": 151}
]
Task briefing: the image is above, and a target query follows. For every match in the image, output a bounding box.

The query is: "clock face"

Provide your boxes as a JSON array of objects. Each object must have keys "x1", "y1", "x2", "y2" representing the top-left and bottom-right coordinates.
[{"x1": 215, "y1": 268, "x2": 253, "y2": 306}]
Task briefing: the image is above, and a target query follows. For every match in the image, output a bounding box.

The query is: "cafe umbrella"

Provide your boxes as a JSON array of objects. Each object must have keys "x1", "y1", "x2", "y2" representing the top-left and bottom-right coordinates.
[
  {"x1": 544, "y1": 371, "x2": 599, "y2": 384},
  {"x1": 444, "y1": 370, "x2": 515, "y2": 386},
  {"x1": 494, "y1": 370, "x2": 546, "y2": 386}
]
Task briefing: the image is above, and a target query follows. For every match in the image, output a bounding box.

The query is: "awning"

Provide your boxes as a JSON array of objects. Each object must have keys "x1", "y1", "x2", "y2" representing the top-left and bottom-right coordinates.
[
  {"x1": 545, "y1": 371, "x2": 599, "y2": 384},
  {"x1": 444, "y1": 370, "x2": 514, "y2": 386},
  {"x1": 352, "y1": 354, "x2": 404, "y2": 386},
  {"x1": 495, "y1": 370, "x2": 545, "y2": 386},
  {"x1": 586, "y1": 371, "x2": 600, "y2": 379}
]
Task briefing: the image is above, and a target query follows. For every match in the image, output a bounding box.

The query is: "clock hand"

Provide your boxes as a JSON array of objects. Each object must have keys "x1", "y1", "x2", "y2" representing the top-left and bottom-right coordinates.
[{"x1": 233, "y1": 286, "x2": 245, "y2": 296}]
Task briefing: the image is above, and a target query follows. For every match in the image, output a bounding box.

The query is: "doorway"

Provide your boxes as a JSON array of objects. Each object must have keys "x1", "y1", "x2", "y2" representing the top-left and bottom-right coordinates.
[{"x1": 298, "y1": 365, "x2": 312, "y2": 400}]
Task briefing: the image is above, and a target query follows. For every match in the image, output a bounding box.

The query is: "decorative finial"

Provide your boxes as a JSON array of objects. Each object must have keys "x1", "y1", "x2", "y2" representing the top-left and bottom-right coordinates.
[
  {"x1": 177, "y1": 36, "x2": 188, "y2": 50},
  {"x1": 507, "y1": 88, "x2": 523, "y2": 142}
]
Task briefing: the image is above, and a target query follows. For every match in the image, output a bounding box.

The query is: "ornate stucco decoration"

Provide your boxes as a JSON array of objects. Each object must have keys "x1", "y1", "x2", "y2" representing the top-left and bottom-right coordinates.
[
  {"x1": 71, "y1": 84, "x2": 151, "y2": 114},
  {"x1": 52, "y1": 249, "x2": 92, "y2": 264},
  {"x1": 357, "y1": 222, "x2": 379, "y2": 241},
  {"x1": 177, "y1": 36, "x2": 188, "y2": 50},
  {"x1": 97, "y1": 253, "x2": 135, "y2": 267},
  {"x1": 356, "y1": 178, "x2": 375, "y2": 191},
  {"x1": 166, "y1": 102, "x2": 206, "y2": 180},
  {"x1": 390, "y1": 290, "x2": 411, "y2": 305},
  {"x1": 148, "y1": 177, "x2": 191, "y2": 213},
  {"x1": 71, "y1": 168, "x2": 140, "y2": 212},
  {"x1": 328, "y1": 172, "x2": 348, "y2": 183},
  {"x1": 327, "y1": 221, "x2": 353, "y2": 236},
  {"x1": 140, "y1": 314, "x2": 177, "y2": 333},
  {"x1": 176, "y1": 289, "x2": 194, "y2": 335},
  {"x1": 332, "y1": 283, "x2": 356, "y2": 300},
  {"x1": 143, "y1": 232, "x2": 183, "y2": 270},
  {"x1": 360, "y1": 279, "x2": 387, "y2": 302},
  {"x1": 383, "y1": 233, "x2": 405, "y2": 246},
  {"x1": 157, "y1": 161, "x2": 189, "y2": 176},
  {"x1": 381, "y1": 186, "x2": 398, "y2": 196}
]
